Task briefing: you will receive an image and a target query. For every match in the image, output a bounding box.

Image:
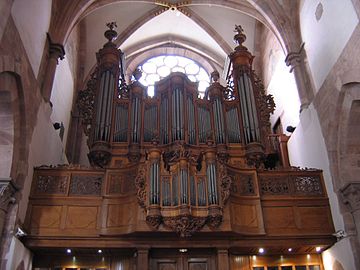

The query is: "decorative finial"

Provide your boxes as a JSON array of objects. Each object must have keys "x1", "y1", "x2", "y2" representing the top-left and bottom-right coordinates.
[
  {"x1": 133, "y1": 68, "x2": 142, "y2": 81},
  {"x1": 104, "y1": 22, "x2": 118, "y2": 42},
  {"x1": 234, "y1": 25, "x2": 244, "y2": 34},
  {"x1": 211, "y1": 71, "x2": 219, "y2": 83},
  {"x1": 106, "y1": 22, "x2": 117, "y2": 30},
  {"x1": 233, "y1": 25, "x2": 247, "y2": 51}
]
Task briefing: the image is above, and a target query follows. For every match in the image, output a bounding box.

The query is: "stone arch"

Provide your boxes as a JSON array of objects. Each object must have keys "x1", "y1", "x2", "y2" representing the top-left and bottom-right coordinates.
[
  {"x1": 0, "y1": 72, "x2": 27, "y2": 186},
  {"x1": 0, "y1": 54, "x2": 28, "y2": 188}
]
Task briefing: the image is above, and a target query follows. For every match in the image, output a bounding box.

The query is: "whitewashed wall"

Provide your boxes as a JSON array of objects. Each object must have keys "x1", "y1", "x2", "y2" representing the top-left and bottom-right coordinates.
[
  {"x1": 287, "y1": 105, "x2": 355, "y2": 270},
  {"x1": 11, "y1": 0, "x2": 52, "y2": 77},
  {"x1": 300, "y1": 0, "x2": 358, "y2": 91}
]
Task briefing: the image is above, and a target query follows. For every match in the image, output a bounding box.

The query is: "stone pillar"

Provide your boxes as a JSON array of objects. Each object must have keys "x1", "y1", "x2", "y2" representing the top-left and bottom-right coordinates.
[
  {"x1": 217, "y1": 249, "x2": 229, "y2": 270},
  {"x1": 0, "y1": 178, "x2": 17, "y2": 238},
  {"x1": 136, "y1": 248, "x2": 149, "y2": 270},
  {"x1": 285, "y1": 43, "x2": 314, "y2": 111},
  {"x1": 41, "y1": 33, "x2": 65, "y2": 102}
]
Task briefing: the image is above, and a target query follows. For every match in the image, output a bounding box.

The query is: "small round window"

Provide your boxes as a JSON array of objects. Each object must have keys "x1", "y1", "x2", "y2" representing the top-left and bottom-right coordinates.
[{"x1": 136, "y1": 55, "x2": 210, "y2": 97}]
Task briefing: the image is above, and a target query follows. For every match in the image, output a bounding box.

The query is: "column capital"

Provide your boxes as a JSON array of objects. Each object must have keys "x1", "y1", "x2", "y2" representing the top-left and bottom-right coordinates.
[
  {"x1": 0, "y1": 178, "x2": 17, "y2": 212},
  {"x1": 47, "y1": 33, "x2": 65, "y2": 62},
  {"x1": 285, "y1": 43, "x2": 305, "y2": 72},
  {"x1": 341, "y1": 182, "x2": 360, "y2": 212}
]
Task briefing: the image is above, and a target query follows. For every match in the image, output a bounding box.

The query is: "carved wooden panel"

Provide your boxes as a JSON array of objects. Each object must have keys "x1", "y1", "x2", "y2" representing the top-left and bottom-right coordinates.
[
  {"x1": 30, "y1": 205, "x2": 62, "y2": 229},
  {"x1": 33, "y1": 175, "x2": 69, "y2": 195},
  {"x1": 159, "y1": 262, "x2": 178, "y2": 270},
  {"x1": 263, "y1": 206, "x2": 297, "y2": 230},
  {"x1": 297, "y1": 206, "x2": 332, "y2": 230},
  {"x1": 187, "y1": 261, "x2": 208, "y2": 270},
  {"x1": 231, "y1": 204, "x2": 259, "y2": 228},
  {"x1": 106, "y1": 202, "x2": 136, "y2": 227},
  {"x1": 69, "y1": 174, "x2": 103, "y2": 195},
  {"x1": 259, "y1": 176, "x2": 290, "y2": 195},
  {"x1": 107, "y1": 172, "x2": 136, "y2": 195},
  {"x1": 65, "y1": 206, "x2": 98, "y2": 229},
  {"x1": 294, "y1": 176, "x2": 322, "y2": 195},
  {"x1": 230, "y1": 171, "x2": 256, "y2": 196},
  {"x1": 259, "y1": 172, "x2": 325, "y2": 197}
]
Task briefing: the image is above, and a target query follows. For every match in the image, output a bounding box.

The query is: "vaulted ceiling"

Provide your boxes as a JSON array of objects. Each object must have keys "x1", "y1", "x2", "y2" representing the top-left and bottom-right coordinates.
[{"x1": 50, "y1": 0, "x2": 301, "y2": 82}]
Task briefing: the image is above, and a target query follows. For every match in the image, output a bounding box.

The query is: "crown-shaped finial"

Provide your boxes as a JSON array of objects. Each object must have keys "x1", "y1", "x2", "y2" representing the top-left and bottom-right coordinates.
[{"x1": 104, "y1": 22, "x2": 118, "y2": 42}]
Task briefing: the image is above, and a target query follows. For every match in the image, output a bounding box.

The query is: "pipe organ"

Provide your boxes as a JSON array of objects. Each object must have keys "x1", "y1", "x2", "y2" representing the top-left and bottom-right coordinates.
[{"x1": 26, "y1": 24, "x2": 335, "y2": 269}]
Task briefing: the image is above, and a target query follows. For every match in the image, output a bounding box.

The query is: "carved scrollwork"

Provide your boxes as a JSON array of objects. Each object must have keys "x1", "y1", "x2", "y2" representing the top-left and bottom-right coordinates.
[
  {"x1": 207, "y1": 214, "x2": 222, "y2": 228},
  {"x1": 253, "y1": 73, "x2": 275, "y2": 128},
  {"x1": 69, "y1": 175, "x2": 103, "y2": 195},
  {"x1": 135, "y1": 164, "x2": 147, "y2": 208},
  {"x1": 163, "y1": 215, "x2": 207, "y2": 237},
  {"x1": 77, "y1": 69, "x2": 98, "y2": 136},
  {"x1": 294, "y1": 176, "x2": 322, "y2": 195},
  {"x1": 36, "y1": 175, "x2": 68, "y2": 194},
  {"x1": 218, "y1": 163, "x2": 232, "y2": 204},
  {"x1": 146, "y1": 214, "x2": 162, "y2": 229},
  {"x1": 260, "y1": 176, "x2": 289, "y2": 195}
]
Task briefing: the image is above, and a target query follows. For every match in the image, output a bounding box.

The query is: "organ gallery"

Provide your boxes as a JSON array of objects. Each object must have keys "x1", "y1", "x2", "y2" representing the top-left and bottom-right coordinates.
[{"x1": 26, "y1": 23, "x2": 335, "y2": 270}]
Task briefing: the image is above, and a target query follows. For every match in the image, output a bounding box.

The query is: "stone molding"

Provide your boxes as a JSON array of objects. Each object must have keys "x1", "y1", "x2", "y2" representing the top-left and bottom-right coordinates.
[
  {"x1": 0, "y1": 178, "x2": 17, "y2": 212},
  {"x1": 285, "y1": 43, "x2": 305, "y2": 72},
  {"x1": 341, "y1": 182, "x2": 360, "y2": 212},
  {"x1": 47, "y1": 33, "x2": 65, "y2": 63}
]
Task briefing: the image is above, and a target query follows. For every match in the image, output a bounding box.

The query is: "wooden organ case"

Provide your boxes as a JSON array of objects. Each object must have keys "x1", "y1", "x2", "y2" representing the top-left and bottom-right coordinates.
[{"x1": 26, "y1": 24, "x2": 335, "y2": 270}]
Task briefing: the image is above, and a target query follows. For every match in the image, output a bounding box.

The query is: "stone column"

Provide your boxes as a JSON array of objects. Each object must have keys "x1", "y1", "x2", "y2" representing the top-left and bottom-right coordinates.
[
  {"x1": 285, "y1": 43, "x2": 314, "y2": 111},
  {"x1": 41, "y1": 33, "x2": 65, "y2": 102},
  {"x1": 136, "y1": 248, "x2": 149, "y2": 270},
  {"x1": 0, "y1": 178, "x2": 17, "y2": 238},
  {"x1": 217, "y1": 249, "x2": 229, "y2": 270}
]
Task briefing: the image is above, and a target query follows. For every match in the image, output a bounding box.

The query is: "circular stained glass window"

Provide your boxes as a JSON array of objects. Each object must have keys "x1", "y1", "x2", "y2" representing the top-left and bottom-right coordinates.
[{"x1": 136, "y1": 55, "x2": 210, "y2": 97}]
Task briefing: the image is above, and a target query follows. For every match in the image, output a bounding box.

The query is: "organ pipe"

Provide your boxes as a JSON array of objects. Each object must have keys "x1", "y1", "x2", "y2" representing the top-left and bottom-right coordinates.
[
  {"x1": 148, "y1": 147, "x2": 161, "y2": 205},
  {"x1": 88, "y1": 22, "x2": 123, "y2": 167},
  {"x1": 229, "y1": 25, "x2": 261, "y2": 145}
]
